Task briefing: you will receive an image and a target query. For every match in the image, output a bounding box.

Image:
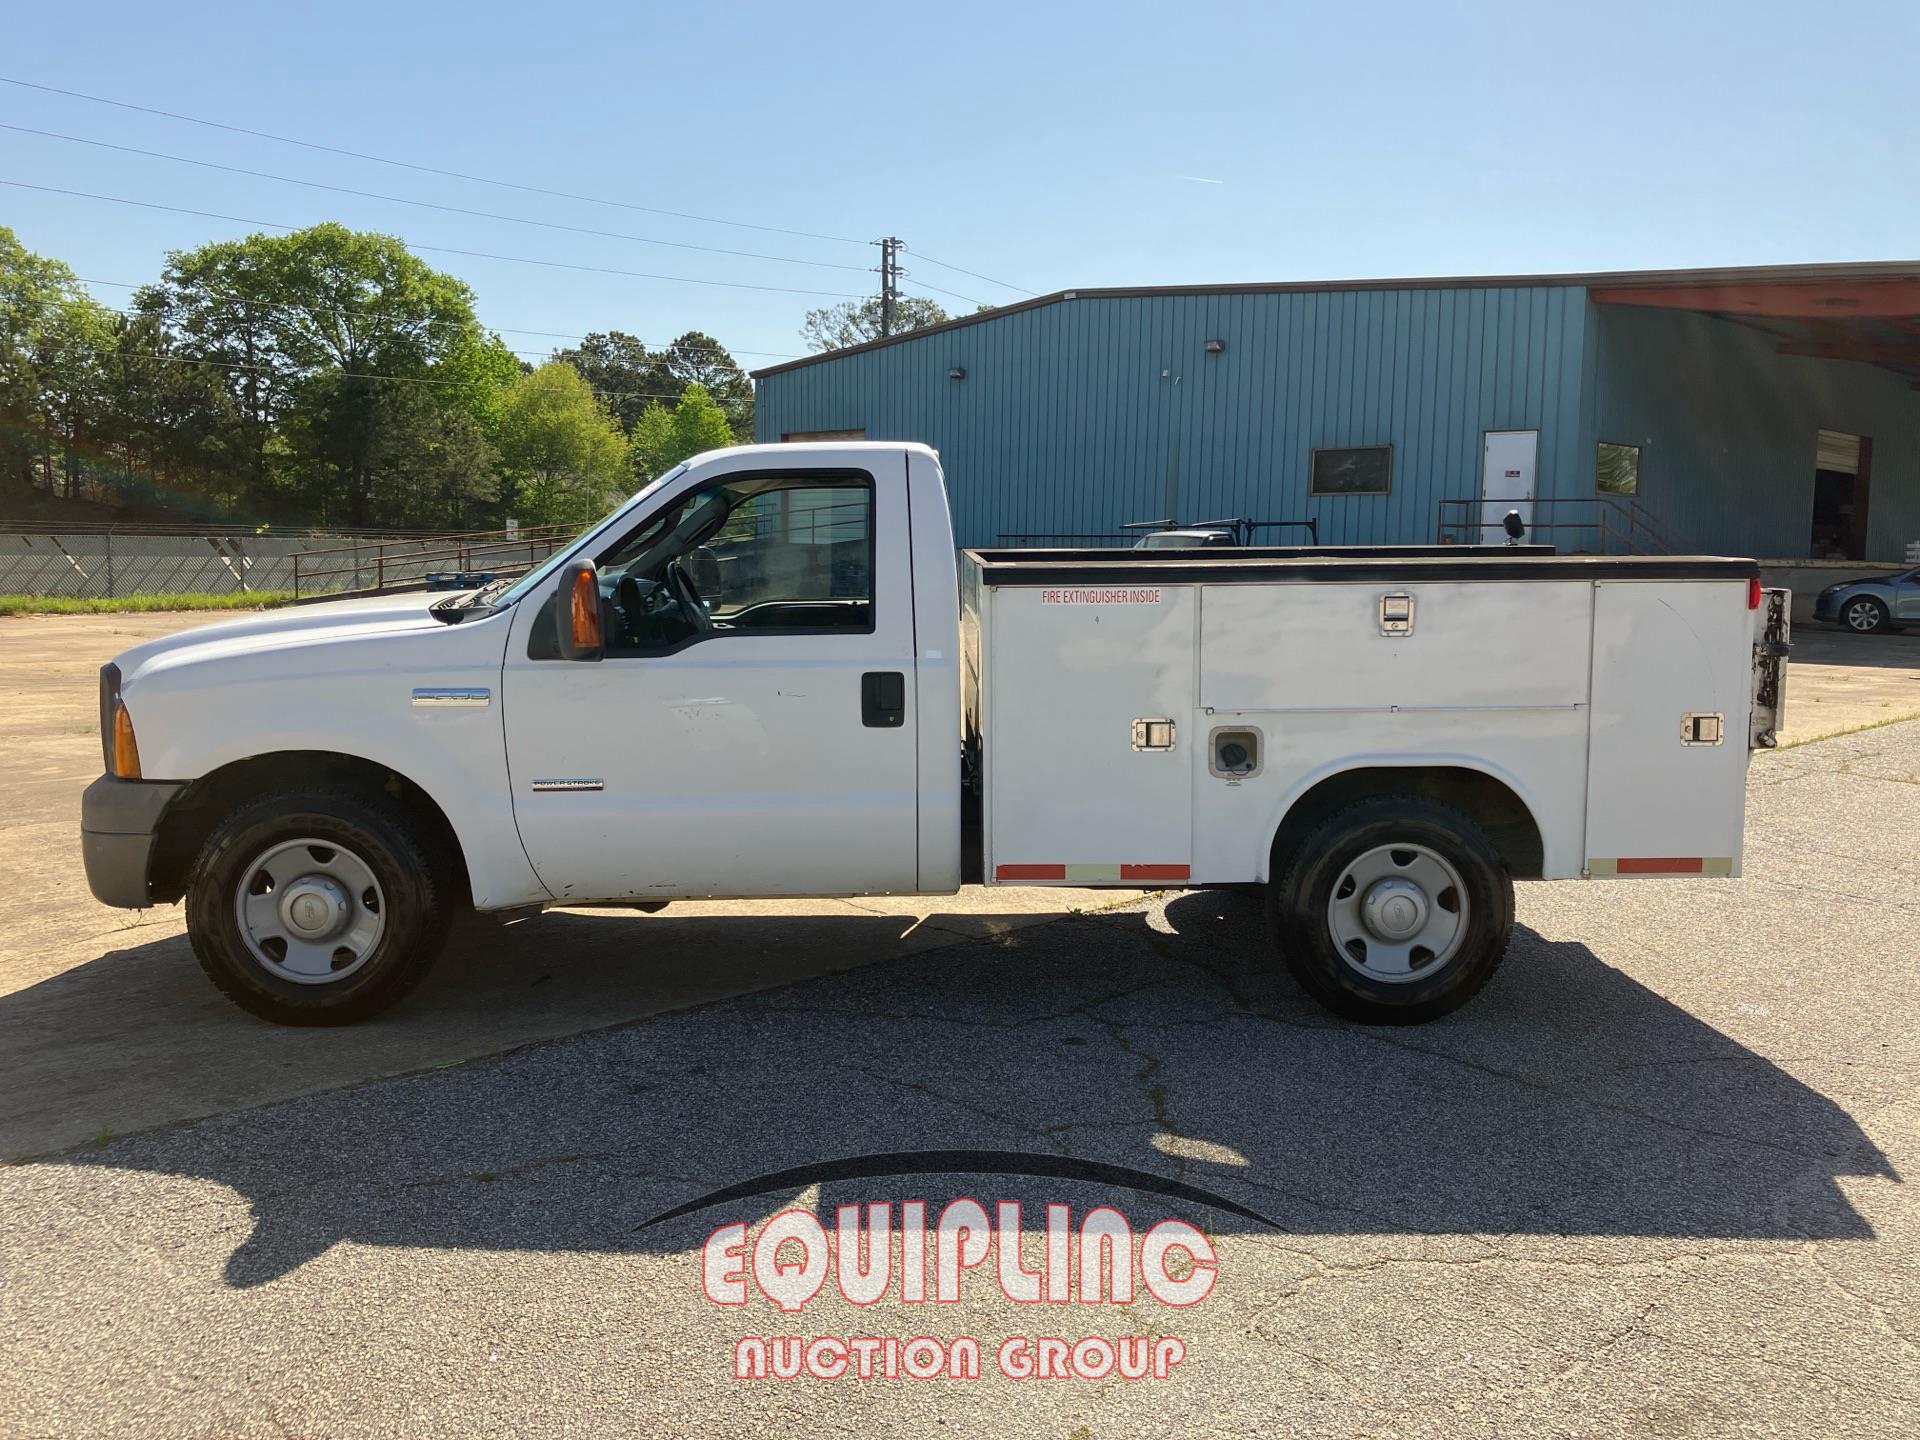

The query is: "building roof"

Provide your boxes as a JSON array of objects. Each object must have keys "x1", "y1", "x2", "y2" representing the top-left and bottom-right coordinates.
[{"x1": 751, "y1": 259, "x2": 1920, "y2": 379}]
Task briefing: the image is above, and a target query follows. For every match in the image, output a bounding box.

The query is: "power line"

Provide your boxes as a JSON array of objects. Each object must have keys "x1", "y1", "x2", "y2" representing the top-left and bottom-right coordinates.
[
  {"x1": 68, "y1": 277, "x2": 803, "y2": 359},
  {"x1": 0, "y1": 180, "x2": 866, "y2": 299},
  {"x1": 60, "y1": 339, "x2": 739, "y2": 406},
  {"x1": 907, "y1": 278, "x2": 989, "y2": 308},
  {"x1": 0, "y1": 74, "x2": 870, "y2": 247},
  {"x1": 872, "y1": 239, "x2": 983, "y2": 311},
  {"x1": 1, "y1": 123, "x2": 871, "y2": 275},
  {"x1": 906, "y1": 247, "x2": 1035, "y2": 296}
]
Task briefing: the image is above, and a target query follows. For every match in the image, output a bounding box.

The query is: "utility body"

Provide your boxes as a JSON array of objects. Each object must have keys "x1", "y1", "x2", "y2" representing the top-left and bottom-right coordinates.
[{"x1": 81, "y1": 443, "x2": 1789, "y2": 1025}]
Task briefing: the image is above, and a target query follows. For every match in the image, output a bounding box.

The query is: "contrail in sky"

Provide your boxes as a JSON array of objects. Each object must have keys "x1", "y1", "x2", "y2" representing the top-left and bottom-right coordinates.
[{"x1": 1179, "y1": 175, "x2": 1225, "y2": 184}]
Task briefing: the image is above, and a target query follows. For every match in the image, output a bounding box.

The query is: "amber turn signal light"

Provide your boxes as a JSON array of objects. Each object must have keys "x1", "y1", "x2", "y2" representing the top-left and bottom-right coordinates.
[
  {"x1": 569, "y1": 566, "x2": 602, "y2": 649},
  {"x1": 111, "y1": 700, "x2": 142, "y2": 779}
]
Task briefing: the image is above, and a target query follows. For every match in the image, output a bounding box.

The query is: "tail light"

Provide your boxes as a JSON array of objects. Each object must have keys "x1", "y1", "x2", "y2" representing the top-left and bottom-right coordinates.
[{"x1": 1747, "y1": 576, "x2": 1763, "y2": 610}]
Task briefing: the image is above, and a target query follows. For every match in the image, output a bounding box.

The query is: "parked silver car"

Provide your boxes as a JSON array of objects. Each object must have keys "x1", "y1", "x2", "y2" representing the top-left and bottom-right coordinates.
[{"x1": 1812, "y1": 567, "x2": 1920, "y2": 633}]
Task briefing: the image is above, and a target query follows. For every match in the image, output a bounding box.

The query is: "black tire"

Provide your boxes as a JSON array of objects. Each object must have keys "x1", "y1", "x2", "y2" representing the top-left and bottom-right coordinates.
[
  {"x1": 1842, "y1": 596, "x2": 1890, "y2": 634},
  {"x1": 1268, "y1": 795, "x2": 1514, "y2": 1025},
  {"x1": 185, "y1": 789, "x2": 453, "y2": 1025}
]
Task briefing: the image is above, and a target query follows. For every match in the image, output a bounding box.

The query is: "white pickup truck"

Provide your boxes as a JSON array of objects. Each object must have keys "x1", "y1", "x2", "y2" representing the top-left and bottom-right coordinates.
[{"x1": 82, "y1": 442, "x2": 1789, "y2": 1027}]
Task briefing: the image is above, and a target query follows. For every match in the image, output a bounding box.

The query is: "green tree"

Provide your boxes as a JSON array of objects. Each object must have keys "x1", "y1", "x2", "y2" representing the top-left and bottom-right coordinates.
[
  {"x1": 656, "y1": 331, "x2": 752, "y2": 437},
  {"x1": 629, "y1": 382, "x2": 736, "y2": 483},
  {"x1": 553, "y1": 330, "x2": 751, "y2": 438},
  {"x1": 495, "y1": 361, "x2": 629, "y2": 526},
  {"x1": 95, "y1": 312, "x2": 243, "y2": 513},
  {"x1": 140, "y1": 223, "x2": 493, "y2": 524},
  {"x1": 0, "y1": 226, "x2": 106, "y2": 496},
  {"x1": 362, "y1": 384, "x2": 499, "y2": 530},
  {"x1": 32, "y1": 294, "x2": 117, "y2": 500},
  {"x1": 800, "y1": 295, "x2": 949, "y2": 353},
  {"x1": 552, "y1": 330, "x2": 656, "y2": 432}
]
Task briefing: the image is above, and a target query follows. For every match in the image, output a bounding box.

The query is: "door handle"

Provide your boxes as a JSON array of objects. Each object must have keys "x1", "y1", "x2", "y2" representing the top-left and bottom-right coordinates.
[{"x1": 861, "y1": 671, "x2": 906, "y2": 728}]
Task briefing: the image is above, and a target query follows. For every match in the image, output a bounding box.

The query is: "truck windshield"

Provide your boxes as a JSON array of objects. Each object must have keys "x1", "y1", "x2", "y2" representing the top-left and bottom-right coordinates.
[{"x1": 458, "y1": 465, "x2": 689, "y2": 615}]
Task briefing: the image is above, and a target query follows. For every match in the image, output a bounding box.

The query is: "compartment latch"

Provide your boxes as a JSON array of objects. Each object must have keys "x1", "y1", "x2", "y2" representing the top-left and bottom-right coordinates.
[
  {"x1": 1131, "y1": 717, "x2": 1177, "y2": 751},
  {"x1": 1681, "y1": 712, "x2": 1724, "y2": 746},
  {"x1": 1378, "y1": 592, "x2": 1415, "y2": 636}
]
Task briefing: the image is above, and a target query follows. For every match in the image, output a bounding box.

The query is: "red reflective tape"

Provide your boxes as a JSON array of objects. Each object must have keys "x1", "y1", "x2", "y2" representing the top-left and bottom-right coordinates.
[
  {"x1": 1120, "y1": 863, "x2": 1191, "y2": 882},
  {"x1": 996, "y1": 863, "x2": 1067, "y2": 881},
  {"x1": 1617, "y1": 857, "x2": 1704, "y2": 874}
]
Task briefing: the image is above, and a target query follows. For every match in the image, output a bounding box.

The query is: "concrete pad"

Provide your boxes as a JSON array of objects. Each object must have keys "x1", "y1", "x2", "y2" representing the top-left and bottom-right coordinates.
[
  {"x1": 1777, "y1": 625, "x2": 1920, "y2": 745},
  {"x1": 0, "y1": 611, "x2": 1141, "y2": 1159}
]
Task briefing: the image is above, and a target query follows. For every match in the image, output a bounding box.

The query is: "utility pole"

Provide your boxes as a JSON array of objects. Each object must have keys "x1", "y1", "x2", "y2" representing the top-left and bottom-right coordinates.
[{"x1": 875, "y1": 236, "x2": 902, "y2": 338}]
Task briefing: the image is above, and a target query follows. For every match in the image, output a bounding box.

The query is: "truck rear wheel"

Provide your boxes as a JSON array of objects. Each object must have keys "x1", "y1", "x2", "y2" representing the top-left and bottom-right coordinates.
[
  {"x1": 185, "y1": 790, "x2": 453, "y2": 1025},
  {"x1": 1269, "y1": 796, "x2": 1514, "y2": 1025}
]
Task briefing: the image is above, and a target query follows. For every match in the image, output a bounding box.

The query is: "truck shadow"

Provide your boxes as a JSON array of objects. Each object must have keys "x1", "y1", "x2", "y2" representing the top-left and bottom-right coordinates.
[{"x1": 17, "y1": 890, "x2": 1896, "y2": 1287}]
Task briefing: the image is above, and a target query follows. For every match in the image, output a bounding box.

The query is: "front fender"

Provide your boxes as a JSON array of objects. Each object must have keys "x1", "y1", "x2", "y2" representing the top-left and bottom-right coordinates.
[{"x1": 118, "y1": 610, "x2": 547, "y2": 909}]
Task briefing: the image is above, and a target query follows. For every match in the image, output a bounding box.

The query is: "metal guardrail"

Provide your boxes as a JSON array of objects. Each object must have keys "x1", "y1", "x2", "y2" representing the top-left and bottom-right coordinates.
[
  {"x1": 1435, "y1": 495, "x2": 1682, "y2": 554},
  {"x1": 290, "y1": 526, "x2": 580, "y2": 598}
]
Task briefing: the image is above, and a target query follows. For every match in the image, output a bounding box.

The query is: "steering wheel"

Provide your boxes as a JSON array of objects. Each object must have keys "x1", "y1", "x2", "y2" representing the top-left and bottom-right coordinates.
[{"x1": 665, "y1": 558, "x2": 713, "y2": 633}]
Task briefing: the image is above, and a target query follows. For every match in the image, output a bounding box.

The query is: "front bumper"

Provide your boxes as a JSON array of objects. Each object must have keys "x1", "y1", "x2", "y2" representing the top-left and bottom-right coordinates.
[
  {"x1": 80, "y1": 774, "x2": 187, "y2": 908},
  {"x1": 1812, "y1": 590, "x2": 1843, "y2": 622}
]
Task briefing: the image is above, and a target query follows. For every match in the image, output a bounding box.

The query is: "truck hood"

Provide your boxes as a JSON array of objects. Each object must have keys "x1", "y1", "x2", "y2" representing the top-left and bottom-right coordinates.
[{"x1": 113, "y1": 591, "x2": 458, "y2": 684}]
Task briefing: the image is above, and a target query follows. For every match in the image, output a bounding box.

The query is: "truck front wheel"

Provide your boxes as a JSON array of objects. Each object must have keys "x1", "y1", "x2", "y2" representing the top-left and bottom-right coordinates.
[
  {"x1": 185, "y1": 790, "x2": 454, "y2": 1025},
  {"x1": 1269, "y1": 796, "x2": 1514, "y2": 1025}
]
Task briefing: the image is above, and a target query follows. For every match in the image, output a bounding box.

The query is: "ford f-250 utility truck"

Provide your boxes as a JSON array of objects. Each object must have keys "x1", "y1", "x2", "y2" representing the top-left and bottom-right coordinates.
[{"x1": 81, "y1": 442, "x2": 1790, "y2": 1027}]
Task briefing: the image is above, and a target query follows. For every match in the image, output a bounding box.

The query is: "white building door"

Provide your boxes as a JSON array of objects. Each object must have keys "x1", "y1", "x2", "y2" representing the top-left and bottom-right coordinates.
[{"x1": 1481, "y1": 430, "x2": 1539, "y2": 543}]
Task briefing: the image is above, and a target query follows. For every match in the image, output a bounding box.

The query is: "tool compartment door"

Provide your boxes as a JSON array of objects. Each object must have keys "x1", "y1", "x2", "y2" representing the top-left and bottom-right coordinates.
[
  {"x1": 985, "y1": 583, "x2": 1194, "y2": 884},
  {"x1": 1584, "y1": 580, "x2": 1752, "y2": 878}
]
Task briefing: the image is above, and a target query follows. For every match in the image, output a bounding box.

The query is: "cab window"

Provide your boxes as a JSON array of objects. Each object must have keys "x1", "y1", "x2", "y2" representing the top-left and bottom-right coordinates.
[{"x1": 593, "y1": 472, "x2": 873, "y2": 653}]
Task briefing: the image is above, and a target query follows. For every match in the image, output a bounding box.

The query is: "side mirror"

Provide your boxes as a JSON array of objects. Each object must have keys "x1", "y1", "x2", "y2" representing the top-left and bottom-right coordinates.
[
  {"x1": 688, "y1": 544, "x2": 723, "y2": 597},
  {"x1": 556, "y1": 558, "x2": 604, "y2": 662},
  {"x1": 1502, "y1": 509, "x2": 1526, "y2": 542}
]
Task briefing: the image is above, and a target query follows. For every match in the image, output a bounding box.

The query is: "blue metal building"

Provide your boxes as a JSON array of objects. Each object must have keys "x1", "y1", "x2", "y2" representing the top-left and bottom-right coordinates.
[{"x1": 753, "y1": 263, "x2": 1920, "y2": 562}]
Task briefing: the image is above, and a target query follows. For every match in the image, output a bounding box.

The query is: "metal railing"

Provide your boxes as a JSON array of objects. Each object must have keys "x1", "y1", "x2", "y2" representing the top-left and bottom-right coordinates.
[
  {"x1": 1435, "y1": 495, "x2": 1682, "y2": 554},
  {"x1": 290, "y1": 524, "x2": 581, "y2": 598},
  {"x1": 998, "y1": 517, "x2": 1321, "y2": 547}
]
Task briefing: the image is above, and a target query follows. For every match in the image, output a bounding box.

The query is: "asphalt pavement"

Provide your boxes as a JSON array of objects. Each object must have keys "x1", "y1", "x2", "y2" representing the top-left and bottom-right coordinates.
[{"x1": 2, "y1": 716, "x2": 1916, "y2": 1438}]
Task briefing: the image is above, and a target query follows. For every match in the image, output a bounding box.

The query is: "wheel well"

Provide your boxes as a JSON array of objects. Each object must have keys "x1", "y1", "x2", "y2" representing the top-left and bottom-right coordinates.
[
  {"x1": 150, "y1": 751, "x2": 470, "y2": 906},
  {"x1": 1269, "y1": 766, "x2": 1544, "y2": 881}
]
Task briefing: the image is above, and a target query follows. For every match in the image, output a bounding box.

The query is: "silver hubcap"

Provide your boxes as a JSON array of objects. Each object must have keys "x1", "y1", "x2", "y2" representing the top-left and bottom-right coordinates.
[
  {"x1": 1327, "y1": 843, "x2": 1469, "y2": 984},
  {"x1": 235, "y1": 838, "x2": 386, "y2": 984},
  {"x1": 1847, "y1": 601, "x2": 1879, "y2": 631}
]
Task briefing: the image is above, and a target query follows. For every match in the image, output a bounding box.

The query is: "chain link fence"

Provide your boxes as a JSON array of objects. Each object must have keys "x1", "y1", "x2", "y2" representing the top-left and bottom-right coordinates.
[{"x1": 0, "y1": 527, "x2": 564, "y2": 600}]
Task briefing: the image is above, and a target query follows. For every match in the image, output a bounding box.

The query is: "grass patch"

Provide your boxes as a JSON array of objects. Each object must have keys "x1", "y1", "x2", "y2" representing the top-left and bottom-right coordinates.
[{"x1": 0, "y1": 590, "x2": 294, "y2": 617}]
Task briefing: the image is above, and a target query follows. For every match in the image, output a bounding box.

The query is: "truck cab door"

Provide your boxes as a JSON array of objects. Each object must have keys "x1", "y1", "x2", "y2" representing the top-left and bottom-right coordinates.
[{"x1": 499, "y1": 452, "x2": 920, "y2": 901}]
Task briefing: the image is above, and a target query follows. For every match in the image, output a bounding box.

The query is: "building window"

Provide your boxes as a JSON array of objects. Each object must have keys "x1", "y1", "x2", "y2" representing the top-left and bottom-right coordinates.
[
  {"x1": 1309, "y1": 445, "x2": 1392, "y2": 496},
  {"x1": 1596, "y1": 441, "x2": 1641, "y2": 496}
]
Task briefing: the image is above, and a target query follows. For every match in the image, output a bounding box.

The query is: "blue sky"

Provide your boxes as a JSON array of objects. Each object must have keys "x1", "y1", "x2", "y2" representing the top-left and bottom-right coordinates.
[{"x1": 3, "y1": 0, "x2": 1916, "y2": 370}]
